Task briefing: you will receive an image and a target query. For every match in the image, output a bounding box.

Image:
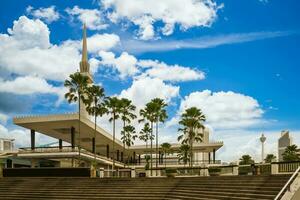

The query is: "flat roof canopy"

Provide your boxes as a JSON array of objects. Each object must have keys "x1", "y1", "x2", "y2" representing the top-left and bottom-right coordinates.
[
  {"x1": 14, "y1": 113, "x2": 125, "y2": 156},
  {"x1": 13, "y1": 113, "x2": 223, "y2": 156}
]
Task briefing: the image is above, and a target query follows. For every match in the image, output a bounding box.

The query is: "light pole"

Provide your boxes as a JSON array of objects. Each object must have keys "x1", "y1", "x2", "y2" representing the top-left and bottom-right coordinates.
[{"x1": 260, "y1": 134, "x2": 266, "y2": 163}]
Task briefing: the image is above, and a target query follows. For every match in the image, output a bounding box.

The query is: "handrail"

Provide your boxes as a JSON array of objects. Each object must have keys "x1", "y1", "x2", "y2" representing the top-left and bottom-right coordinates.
[{"x1": 274, "y1": 166, "x2": 300, "y2": 200}]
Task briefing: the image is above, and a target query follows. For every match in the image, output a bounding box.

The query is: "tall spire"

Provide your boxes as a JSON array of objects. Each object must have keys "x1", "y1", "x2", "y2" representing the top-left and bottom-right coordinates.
[
  {"x1": 79, "y1": 23, "x2": 93, "y2": 83},
  {"x1": 81, "y1": 23, "x2": 88, "y2": 62}
]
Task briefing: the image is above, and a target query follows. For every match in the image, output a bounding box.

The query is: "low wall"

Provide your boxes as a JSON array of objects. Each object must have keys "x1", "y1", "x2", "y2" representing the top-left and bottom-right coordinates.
[{"x1": 3, "y1": 167, "x2": 90, "y2": 177}]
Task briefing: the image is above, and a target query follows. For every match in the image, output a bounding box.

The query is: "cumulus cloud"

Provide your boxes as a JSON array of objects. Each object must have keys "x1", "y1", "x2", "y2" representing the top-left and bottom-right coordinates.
[
  {"x1": 66, "y1": 6, "x2": 108, "y2": 30},
  {"x1": 0, "y1": 76, "x2": 66, "y2": 105},
  {"x1": 98, "y1": 51, "x2": 138, "y2": 79},
  {"x1": 175, "y1": 90, "x2": 264, "y2": 130},
  {"x1": 119, "y1": 76, "x2": 179, "y2": 108},
  {"x1": 0, "y1": 113, "x2": 8, "y2": 125},
  {"x1": 102, "y1": 0, "x2": 222, "y2": 40},
  {"x1": 0, "y1": 124, "x2": 56, "y2": 148},
  {"x1": 26, "y1": 6, "x2": 60, "y2": 23},
  {"x1": 138, "y1": 60, "x2": 205, "y2": 82}
]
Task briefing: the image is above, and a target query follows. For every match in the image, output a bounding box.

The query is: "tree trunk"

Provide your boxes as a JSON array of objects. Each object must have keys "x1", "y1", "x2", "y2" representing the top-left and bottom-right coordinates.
[
  {"x1": 150, "y1": 121, "x2": 153, "y2": 176},
  {"x1": 112, "y1": 113, "x2": 115, "y2": 176},
  {"x1": 156, "y1": 120, "x2": 158, "y2": 176}
]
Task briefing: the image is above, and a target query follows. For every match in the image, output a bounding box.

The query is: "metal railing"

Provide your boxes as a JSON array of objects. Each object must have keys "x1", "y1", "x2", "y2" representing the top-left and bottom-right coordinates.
[
  {"x1": 274, "y1": 166, "x2": 300, "y2": 200},
  {"x1": 278, "y1": 161, "x2": 300, "y2": 173}
]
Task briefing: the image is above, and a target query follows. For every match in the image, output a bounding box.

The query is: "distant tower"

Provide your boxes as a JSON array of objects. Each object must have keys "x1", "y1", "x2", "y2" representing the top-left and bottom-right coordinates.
[
  {"x1": 260, "y1": 134, "x2": 266, "y2": 163},
  {"x1": 79, "y1": 24, "x2": 93, "y2": 118}
]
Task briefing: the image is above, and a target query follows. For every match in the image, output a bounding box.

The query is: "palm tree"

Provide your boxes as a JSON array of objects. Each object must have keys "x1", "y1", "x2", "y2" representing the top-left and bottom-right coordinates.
[
  {"x1": 121, "y1": 125, "x2": 137, "y2": 164},
  {"x1": 150, "y1": 98, "x2": 168, "y2": 175},
  {"x1": 239, "y1": 155, "x2": 255, "y2": 165},
  {"x1": 64, "y1": 72, "x2": 89, "y2": 163},
  {"x1": 178, "y1": 144, "x2": 190, "y2": 167},
  {"x1": 84, "y1": 85, "x2": 107, "y2": 162},
  {"x1": 283, "y1": 145, "x2": 300, "y2": 161},
  {"x1": 139, "y1": 103, "x2": 156, "y2": 176},
  {"x1": 264, "y1": 154, "x2": 276, "y2": 163},
  {"x1": 139, "y1": 123, "x2": 152, "y2": 156},
  {"x1": 161, "y1": 142, "x2": 172, "y2": 168},
  {"x1": 105, "y1": 96, "x2": 121, "y2": 173},
  {"x1": 178, "y1": 107, "x2": 206, "y2": 167}
]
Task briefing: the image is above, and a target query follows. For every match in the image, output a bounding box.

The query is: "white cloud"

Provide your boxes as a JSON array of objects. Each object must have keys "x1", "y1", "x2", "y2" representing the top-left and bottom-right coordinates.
[
  {"x1": 66, "y1": 6, "x2": 108, "y2": 30},
  {"x1": 26, "y1": 6, "x2": 60, "y2": 23},
  {"x1": 0, "y1": 124, "x2": 56, "y2": 148},
  {"x1": 0, "y1": 113, "x2": 8, "y2": 125},
  {"x1": 138, "y1": 60, "x2": 205, "y2": 82},
  {"x1": 177, "y1": 90, "x2": 264, "y2": 130},
  {"x1": 0, "y1": 76, "x2": 66, "y2": 105},
  {"x1": 102, "y1": 0, "x2": 222, "y2": 40},
  {"x1": 119, "y1": 76, "x2": 179, "y2": 108},
  {"x1": 88, "y1": 34, "x2": 120, "y2": 53},
  {"x1": 98, "y1": 51, "x2": 138, "y2": 79},
  {"x1": 0, "y1": 16, "x2": 81, "y2": 81},
  {"x1": 121, "y1": 31, "x2": 293, "y2": 53}
]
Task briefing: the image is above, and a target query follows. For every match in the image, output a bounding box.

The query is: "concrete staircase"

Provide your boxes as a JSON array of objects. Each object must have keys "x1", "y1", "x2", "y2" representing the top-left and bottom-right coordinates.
[{"x1": 0, "y1": 175, "x2": 290, "y2": 200}]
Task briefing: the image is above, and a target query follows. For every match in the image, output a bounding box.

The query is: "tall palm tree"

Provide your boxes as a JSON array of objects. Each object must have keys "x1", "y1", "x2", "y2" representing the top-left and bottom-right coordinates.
[
  {"x1": 178, "y1": 144, "x2": 190, "y2": 167},
  {"x1": 139, "y1": 122, "x2": 152, "y2": 156},
  {"x1": 84, "y1": 85, "x2": 107, "y2": 162},
  {"x1": 161, "y1": 142, "x2": 172, "y2": 168},
  {"x1": 139, "y1": 103, "x2": 156, "y2": 176},
  {"x1": 150, "y1": 98, "x2": 168, "y2": 175},
  {"x1": 64, "y1": 72, "x2": 89, "y2": 163},
  {"x1": 121, "y1": 125, "x2": 137, "y2": 164},
  {"x1": 105, "y1": 96, "x2": 121, "y2": 173},
  {"x1": 178, "y1": 107, "x2": 206, "y2": 167}
]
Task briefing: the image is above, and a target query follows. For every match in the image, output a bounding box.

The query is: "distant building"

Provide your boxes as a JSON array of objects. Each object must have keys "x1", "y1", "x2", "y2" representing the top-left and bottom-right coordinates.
[
  {"x1": 0, "y1": 138, "x2": 14, "y2": 152},
  {"x1": 278, "y1": 131, "x2": 293, "y2": 161}
]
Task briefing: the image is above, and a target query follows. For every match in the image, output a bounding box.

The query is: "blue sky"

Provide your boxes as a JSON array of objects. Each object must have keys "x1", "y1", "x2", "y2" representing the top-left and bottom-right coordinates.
[{"x1": 0, "y1": 0, "x2": 299, "y2": 162}]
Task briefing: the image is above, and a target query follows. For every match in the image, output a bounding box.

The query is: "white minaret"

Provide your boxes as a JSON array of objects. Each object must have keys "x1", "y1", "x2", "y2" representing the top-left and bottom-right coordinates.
[
  {"x1": 260, "y1": 134, "x2": 266, "y2": 163},
  {"x1": 79, "y1": 24, "x2": 93, "y2": 118}
]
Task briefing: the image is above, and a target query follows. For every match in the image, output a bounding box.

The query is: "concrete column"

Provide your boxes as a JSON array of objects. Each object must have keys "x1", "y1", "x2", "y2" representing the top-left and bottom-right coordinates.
[
  {"x1": 117, "y1": 150, "x2": 120, "y2": 161},
  {"x1": 59, "y1": 139, "x2": 63, "y2": 150},
  {"x1": 233, "y1": 166, "x2": 239, "y2": 175},
  {"x1": 92, "y1": 137, "x2": 95, "y2": 153},
  {"x1": 131, "y1": 168, "x2": 136, "y2": 178},
  {"x1": 138, "y1": 155, "x2": 141, "y2": 165},
  {"x1": 71, "y1": 127, "x2": 75, "y2": 150},
  {"x1": 106, "y1": 145, "x2": 109, "y2": 158},
  {"x1": 99, "y1": 168, "x2": 104, "y2": 178},
  {"x1": 30, "y1": 129, "x2": 35, "y2": 150},
  {"x1": 213, "y1": 149, "x2": 216, "y2": 164},
  {"x1": 271, "y1": 163, "x2": 279, "y2": 174},
  {"x1": 31, "y1": 159, "x2": 37, "y2": 168}
]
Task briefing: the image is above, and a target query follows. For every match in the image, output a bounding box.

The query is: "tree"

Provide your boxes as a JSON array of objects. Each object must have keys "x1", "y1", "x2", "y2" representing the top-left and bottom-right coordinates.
[
  {"x1": 121, "y1": 125, "x2": 137, "y2": 165},
  {"x1": 282, "y1": 145, "x2": 300, "y2": 161},
  {"x1": 83, "y1": 85, "x2": 107, "y2": 162},
  {"x1": 139, "y1": 104, "x2": 156, "y2": 176},
  {"x1": 150, "y1": 98, "x2": 168, "y2": 175},
  {"x1": 139, "y1": 123, "x2": 152, "y2": 156},
  {"x1": 178, "y1": 107, "x2": 205, "y2": 167},
  {"x1": 64, "y1": 72, "x2": 89, "y2": 162},
  {"x1": 239, "y1": 155, "x2": 255, "y2": 165},
  {"x1": 178, "y1": 144, "x2": 190, "y2": 167},
  {"x1": 105, "y1": 96, "x2": 121, "y2": 173},
  {"x1": 161, "y1": 142, "x2": 172, "y2": 168},
  {"x1": 264, "y1": 154, "x2": 276, "y2": 163}
]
